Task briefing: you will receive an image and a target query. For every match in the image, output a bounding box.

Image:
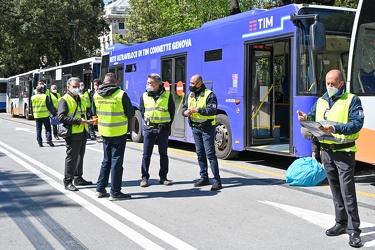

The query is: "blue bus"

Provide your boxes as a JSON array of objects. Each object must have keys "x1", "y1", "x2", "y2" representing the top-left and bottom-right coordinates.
[
  {"x1": 101, "y1": 3, "x2": 356, "y2": 159},
  {"x1": 0, "y1": 78, "x2": 7, "y2": 111}
]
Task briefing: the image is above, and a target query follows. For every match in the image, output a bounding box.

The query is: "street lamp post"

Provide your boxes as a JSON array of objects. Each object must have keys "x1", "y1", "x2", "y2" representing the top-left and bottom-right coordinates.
[{"x1": 68, "y1": 23, "x2": 77, "y2": 62}]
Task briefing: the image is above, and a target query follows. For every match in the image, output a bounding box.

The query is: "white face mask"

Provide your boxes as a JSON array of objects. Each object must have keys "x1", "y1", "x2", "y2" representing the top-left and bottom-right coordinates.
[
  {"x1": 71, "y1": 87, "x2": 80, "y2": 96},
  {"x1": 51, "y1": 89, "x2": 57, "y2": 93},
  {"x1": 326, "y1": 86, "x2": 339, "y2": 97},
  {"x1": 146, "y1": 85, "x2": 154, "y2": 92}
]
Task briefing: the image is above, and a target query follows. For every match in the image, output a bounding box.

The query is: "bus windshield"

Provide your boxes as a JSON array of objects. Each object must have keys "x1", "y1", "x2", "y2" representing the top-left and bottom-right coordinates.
[
  {"x1": 297, "y1": 7, "x2": 356, "y2": 96},
  {"x1": 349, "y1": 1, "x2": 375, "y2": 95}
]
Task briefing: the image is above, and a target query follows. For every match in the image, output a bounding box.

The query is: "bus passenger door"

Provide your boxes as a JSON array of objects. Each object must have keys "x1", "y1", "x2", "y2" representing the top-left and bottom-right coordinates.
[
  {"x1": 161, "y1": 55, "x2": 186, "y2": 138},
  {"x1": 248, "y1": 45, "x2": 275, "y2": 145}
]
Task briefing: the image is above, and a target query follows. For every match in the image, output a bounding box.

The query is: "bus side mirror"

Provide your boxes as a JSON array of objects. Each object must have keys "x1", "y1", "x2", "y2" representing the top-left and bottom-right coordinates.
[{"x1": 310, "y1": 20, "x2": 326, "y2": 54}]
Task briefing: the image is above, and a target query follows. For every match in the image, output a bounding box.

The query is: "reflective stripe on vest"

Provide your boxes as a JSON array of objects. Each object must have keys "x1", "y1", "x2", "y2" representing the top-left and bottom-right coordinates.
[
  {"x1": 62, "y1": 94, "x2": 88, "y2": 134},
  {"x1": 31, "y1": 94, "x2": 49, "y2": 118},
  {"x1": 94, "y1": 89, "x2": 129, "y2": 137},
  {"x1": 143, "y1": 91, "x2": 171, "y2": 124},
  {"x1": 315, "y1": 92, "x2": 358, "y2": 152},
  {"x1": 188, "y1": 89, "x2": 216, "y2": 125}
]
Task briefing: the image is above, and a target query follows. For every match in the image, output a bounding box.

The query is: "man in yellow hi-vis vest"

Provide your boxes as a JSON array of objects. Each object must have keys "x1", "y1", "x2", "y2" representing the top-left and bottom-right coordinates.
[
  {"x1": 93, "y1": 73, "x2": 135, "y2": 201},
  {"x1": 182, "y1": 74, "x2": 222, "y2": 191},
  {"x1": 297, "y1": 70, "x2": 364, "y2": 248},
  {"x1": 139, "y1": 73, "x2": 175, "y2": 188},
  {"x1": 58, "y1": 77, "x2": 95, "y2": 191},
  {"x1": 31, "y1": 85, "x2": 56, "y2": 147}
]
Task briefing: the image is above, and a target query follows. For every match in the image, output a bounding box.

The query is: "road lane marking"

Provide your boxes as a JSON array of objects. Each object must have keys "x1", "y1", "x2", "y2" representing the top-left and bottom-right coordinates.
[
  {"x1": 15, "y1": 127, "x2": 35, "y2": 133},
  {"x1": 0, "y1": 141, "x2": 197, "y2": 250},
  {"x1": 260, "y1": 200, "x2": 375, "y2": 247},
  {"x1": 0, "y1": 144, "x2": 164, "y2": 250}
]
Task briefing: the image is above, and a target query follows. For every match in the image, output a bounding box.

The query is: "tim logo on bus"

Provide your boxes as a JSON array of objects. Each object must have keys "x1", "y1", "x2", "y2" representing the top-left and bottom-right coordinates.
[{"x1": 248, "y1": 16, "x2": 273, "y2": 32}]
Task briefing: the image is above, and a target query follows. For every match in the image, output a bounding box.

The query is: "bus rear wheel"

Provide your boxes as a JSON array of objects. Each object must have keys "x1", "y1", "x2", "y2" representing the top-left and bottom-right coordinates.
[
  {"x1": 25, "y1": 104, "x2": 32, "y2": 120},
  {"x1": 130, "y1": 109, "x2": 143, "y2": 143},
  {"x1": 215, "y1": 114, "x2": 239, "y2": 160}
]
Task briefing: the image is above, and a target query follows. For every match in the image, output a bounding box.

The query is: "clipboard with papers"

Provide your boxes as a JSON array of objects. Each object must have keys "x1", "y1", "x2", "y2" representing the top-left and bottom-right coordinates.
[{"x1": 300, "y1": 120, "x2": 325, "y2": 137}]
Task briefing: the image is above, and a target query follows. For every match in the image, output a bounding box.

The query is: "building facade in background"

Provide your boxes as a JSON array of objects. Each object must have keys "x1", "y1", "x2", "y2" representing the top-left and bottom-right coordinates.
[{"x1": 99, "y1": 0, "x2": 129, "y2": 54}]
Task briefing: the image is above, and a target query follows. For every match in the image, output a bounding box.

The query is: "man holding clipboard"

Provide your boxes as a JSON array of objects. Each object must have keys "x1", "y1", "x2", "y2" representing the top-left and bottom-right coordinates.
[{"x1": 297, "y1": 70, "x2": 364, "y2": 248}]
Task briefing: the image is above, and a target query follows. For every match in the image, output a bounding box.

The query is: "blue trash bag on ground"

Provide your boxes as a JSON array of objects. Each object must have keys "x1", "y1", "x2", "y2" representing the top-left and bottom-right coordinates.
[{"x1": 286, "y1": 157, "x2": 326, "y2": 186}]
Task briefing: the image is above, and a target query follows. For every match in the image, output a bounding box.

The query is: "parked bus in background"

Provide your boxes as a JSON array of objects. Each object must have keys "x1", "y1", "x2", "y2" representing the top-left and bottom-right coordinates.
[
  {"x1": 347, "y1": 0, "x2": 375, "y2": 164},
  {"x1": 6, "y1": 57, "x2": 101, "y2": 119},
  {"x1": 39, "y1": 57, "x2": 101, "y2": 95},
  {"x1": 0, "y1": 78, "x2": 7, "y2": 111},
  {"x1": 101, "y1": 3, "x2": 356, "y2": 159},
  {"x1": 7, "y1": 69, "x2": 40, "y2": 119}
]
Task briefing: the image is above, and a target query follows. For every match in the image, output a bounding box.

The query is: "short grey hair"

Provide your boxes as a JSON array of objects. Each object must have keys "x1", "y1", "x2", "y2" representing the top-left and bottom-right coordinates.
[
  {"x1": 66, "y1": 77, "x2": 80, "y2": 87},
  {"x1": 103, "y1": 73, "x2": 117, "y2": 84},
  {"x1": 147, "y1": 73, "x2": 162, "y2": 84}
]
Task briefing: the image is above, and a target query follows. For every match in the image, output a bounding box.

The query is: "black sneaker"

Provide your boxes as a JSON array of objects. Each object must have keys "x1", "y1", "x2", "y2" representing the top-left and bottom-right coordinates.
[
  {"x1": 38, "y1": 143, "x2": 43, "y2": 147},
  {"x1": 194, "y1": 179, "x2": 210, "y2": 187},
  {"x1": 73, "y1": 177, "x2": 93, "y2": 186},
  {"x1": 65, "y1": 183, "x2": 78, "y2": 191},
  {"x1": 211, "y1": 182, "x2": 222, "y2": 191},
  {"x1": 109, "y1": 192, "x2": 131, "y2": 201},
  {"x1": 47, "y1": 141, "x2": 55, "y2": 147}
]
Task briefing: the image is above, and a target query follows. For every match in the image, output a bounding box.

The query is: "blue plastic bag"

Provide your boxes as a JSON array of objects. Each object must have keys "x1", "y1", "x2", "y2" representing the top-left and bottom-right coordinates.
[{"x1": 286, "y1": 157, "x2": 326, "y2": 186}]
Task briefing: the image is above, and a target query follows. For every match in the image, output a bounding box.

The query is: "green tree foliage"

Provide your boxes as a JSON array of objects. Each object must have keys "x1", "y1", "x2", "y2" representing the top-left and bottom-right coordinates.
[{"x1": 0, "y1": 0, "x2": 109, "y2": 77}]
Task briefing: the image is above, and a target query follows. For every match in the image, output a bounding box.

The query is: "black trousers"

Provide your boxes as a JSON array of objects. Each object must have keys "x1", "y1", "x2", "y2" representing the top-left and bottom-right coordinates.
[
  {"x1": 321, "y1": 150, "x2": 361, "y2": 234},
  {"x1": 63, "y1": 134, "x2": 87, "y2": 185}
]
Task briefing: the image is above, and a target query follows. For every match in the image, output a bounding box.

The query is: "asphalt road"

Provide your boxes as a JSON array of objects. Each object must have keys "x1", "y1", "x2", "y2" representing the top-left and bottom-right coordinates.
[{"x1": 1, "y1": 112, "x2": 374, "y2": 250}]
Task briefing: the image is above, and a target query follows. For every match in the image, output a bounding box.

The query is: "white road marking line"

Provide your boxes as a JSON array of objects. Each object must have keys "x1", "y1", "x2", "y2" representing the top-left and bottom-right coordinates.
[
  {"x1": 260, "y1": 200, "x2": 375, "y2": 247},
  {"x1": 15, "y1": 127, "x2": 35, "y2": 133},
  {"x1": 0, "y1": 141, "x2": 197, "y2": 250},
  {"x1": 0, "y1": 144, "x2": 164, "y2": 250}
]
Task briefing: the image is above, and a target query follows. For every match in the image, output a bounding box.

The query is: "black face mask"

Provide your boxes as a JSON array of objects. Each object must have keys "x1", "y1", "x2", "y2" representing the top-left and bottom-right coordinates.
[{"x1": 189, "y1": 85, "x2": 201, "y2": 92}]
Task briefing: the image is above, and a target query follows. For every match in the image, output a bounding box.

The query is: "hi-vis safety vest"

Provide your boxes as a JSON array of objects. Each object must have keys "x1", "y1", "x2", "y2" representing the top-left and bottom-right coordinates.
[
  {"x1": 62, "y1": 94, "x2": 88, "y2": 134},
  {"x1": 31, "y1": 94, "x2": 49, "y2": 118},
  {"x1": 188, "y1": 88, "x2": 216, "y2": 125},
  {"x1": 51, "y1": 92, "x2": 61, "y2": 109},
  {"x1": 94, "y1": 89, "x2": 128, "y2": 137},
  {"x1": 143, "y1": 91, "x2": 171, "y2": 124},
  {"x1": 80, "y1": 90, "x2": 91, "y2": 108},
  {"x1": 315, "y1": 92, "x2": 358, "y2": 152}
]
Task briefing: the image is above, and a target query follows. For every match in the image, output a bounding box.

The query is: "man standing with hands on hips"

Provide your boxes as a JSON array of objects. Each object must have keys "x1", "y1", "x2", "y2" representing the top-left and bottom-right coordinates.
[
  {"x1": 297, "y1": 69, "x2": 364, "y2": 248},
  {"x1": 182, "y1": 74, "x2": 222, "y2": 191}
]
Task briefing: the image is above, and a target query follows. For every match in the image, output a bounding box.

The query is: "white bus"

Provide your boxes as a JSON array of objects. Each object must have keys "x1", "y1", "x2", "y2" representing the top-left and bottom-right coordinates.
[
  {"x1": 7, "y1": 70, "x2": 40, "y2": 119},
  {"x1": 347, "y1": 0, "x2": 375, "y2": 164},
  {"x1": 39, "y1": 57, "x2": 101, "y2": 94}
]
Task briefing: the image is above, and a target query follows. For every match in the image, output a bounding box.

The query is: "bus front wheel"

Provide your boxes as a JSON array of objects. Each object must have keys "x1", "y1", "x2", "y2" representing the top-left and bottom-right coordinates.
[
  {"x1": 11, "y1": 104, "x2": 16, "y2": 117},
  {"x1": 130, "y1": 109, "x2": 143, "y2": 143},
  {"x1": 215, "y1": 114, "x2": 239, "y2": 160}
]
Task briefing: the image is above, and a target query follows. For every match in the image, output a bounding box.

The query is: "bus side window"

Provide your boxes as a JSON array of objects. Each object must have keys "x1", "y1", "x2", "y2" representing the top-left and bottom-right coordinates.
[{"x1": 358, "y1": 69, "x2": 375, "y2": 94}]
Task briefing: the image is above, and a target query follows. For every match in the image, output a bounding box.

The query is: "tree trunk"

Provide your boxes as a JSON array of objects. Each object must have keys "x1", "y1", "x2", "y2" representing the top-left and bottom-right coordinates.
[{"x1": 229, "y1": 0, "x2": 241, "y2": 15}]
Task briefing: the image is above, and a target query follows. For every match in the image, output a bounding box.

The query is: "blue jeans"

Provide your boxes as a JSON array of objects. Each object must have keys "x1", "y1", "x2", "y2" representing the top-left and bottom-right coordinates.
[
  {"x1": 192, "y1": 126, "x2": 221, "y2": 183},
  {"x1": 96, "y1": 134, "x2": 127, "y2": 195},
  {"x1": 141, "y1": 129, "x2": 169, "y2": 180},
  {"x1": 35, "y1": 117, "x2": 52, "y2": 144}
]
